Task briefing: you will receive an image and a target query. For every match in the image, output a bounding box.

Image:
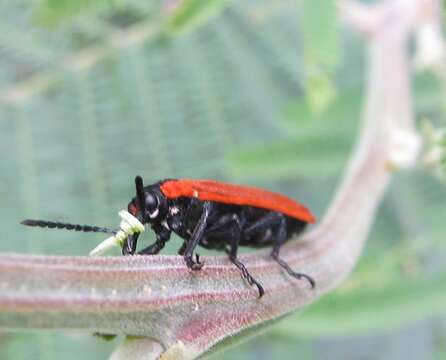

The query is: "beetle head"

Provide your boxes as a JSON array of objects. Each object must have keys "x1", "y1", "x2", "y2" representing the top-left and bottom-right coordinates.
[{"x1": 127, "y1": 176, "x2": 168, "y2": 225}]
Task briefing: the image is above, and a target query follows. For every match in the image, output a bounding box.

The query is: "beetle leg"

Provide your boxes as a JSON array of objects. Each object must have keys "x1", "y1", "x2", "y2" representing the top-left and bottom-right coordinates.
[
  {"x1": 122, "y1": 213, "x2": 146, "y2": 255},
  {"x1": 178, "y1": 244, "x2": 201, "y2": 268},
  {"x1": 184, "y1": 201, "x2": 213, "y2": 270},
  {"x1": 138, "y1": 223, "x2": 171, "y2": 255},
  {"x1": 204, "y1": 213, "x2": 264, "y2": 298},
  {"x1": 243, "y1": 212, "x2": 283, "y2": 237},
  {"x1": 138, "y1": 242, "x2": 164, "y2": 255},
  {"x1": 177, "y1": 242, "x2": 187, "y2": 255},
  {"x1": 122, "y1": 233, "x2": 138, "y2": 255},
  {"x1": 271, "y1": 216, "x2": 315, "y2": 289},
  {"x1": 229, "y1": 256, "x2": 264, "y2": 298},
  {"x1": 226, "y1": 215, "x2": 264, "y2": 298}
]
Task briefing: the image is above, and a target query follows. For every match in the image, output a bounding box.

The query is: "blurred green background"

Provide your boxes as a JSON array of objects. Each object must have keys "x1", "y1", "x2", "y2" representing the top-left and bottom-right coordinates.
[{"x1": 1, "y1": 0, "x2": 446, "y2": 359}]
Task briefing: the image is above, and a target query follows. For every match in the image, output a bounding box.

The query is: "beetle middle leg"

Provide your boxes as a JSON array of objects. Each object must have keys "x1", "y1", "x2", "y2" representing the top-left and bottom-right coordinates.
[
  {"x1": 205, "y1": 214, "x2": 264, "y2": 297},
  {"x1": 243, "y1": 211, "x2": 285, "y2": 238}
]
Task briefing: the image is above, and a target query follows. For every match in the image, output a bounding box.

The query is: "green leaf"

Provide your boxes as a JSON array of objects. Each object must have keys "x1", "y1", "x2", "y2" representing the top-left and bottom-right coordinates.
[
  {"x1": 36, "y1": 0, "x2": 122, "y2": 26},
  {"x1": 271, "y1": 271, "x2": 446, "y2": 337},
  {"x1": 165, "y1": 0, "x2": 236, "y2": 34},
  {"x1": 226, "y1": 87, "x2": 362, "y2": 180},
  {"x1": 299, "y1": 0, "x2": 339, "y2": 113},
  {"x1": 284, "y1": 86, "x2": 362, "y2": 126},
  {"x1": 303, "y1": 60, "x2": 336, "y2": 114},
  {"x1": 225, "y1": 133, "x2": 352, "y2": 180}
]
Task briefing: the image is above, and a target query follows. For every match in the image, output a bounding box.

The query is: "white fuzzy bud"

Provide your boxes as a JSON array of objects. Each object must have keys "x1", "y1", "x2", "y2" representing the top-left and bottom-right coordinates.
[
  {"x1": 89, "y1": 210, "x2": 145, "y2": 256},
  {"x1": 388, "y1": 128, "x2": 422, "y2": 169},
  {"x1": 414, "y1": 23, "x2": 446, "y2": 71},
  {"x1": 119, "y1": 210, "x2": 145, "y2": 232},
  {"x1": 89, "y1": 235, "x2": 122, "y2": 256}
]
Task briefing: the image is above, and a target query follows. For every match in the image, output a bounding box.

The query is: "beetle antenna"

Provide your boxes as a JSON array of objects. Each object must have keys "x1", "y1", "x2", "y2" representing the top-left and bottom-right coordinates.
[{"x1": 21, "y1": 219, "x2": 117, "y2": 234}]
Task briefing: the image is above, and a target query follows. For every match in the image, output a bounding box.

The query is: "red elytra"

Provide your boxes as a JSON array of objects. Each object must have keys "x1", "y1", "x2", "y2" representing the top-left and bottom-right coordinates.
[{"x1": 160, "y1": 179, "x2": 316, "y2": 224}]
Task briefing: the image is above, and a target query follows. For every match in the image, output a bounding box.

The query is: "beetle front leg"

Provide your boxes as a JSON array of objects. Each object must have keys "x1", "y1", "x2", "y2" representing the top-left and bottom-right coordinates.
[
  {"x1": 138, "y1": 223, "x2": 171, "y2": 255},
  {"x1": 177, "y1": 242, "x2": 187, "y2": 255},
  {"x1": 122, "y1": 233, "x2": 139, "y2": 255},
  {"x1": 184, "y1": 201, "x2": 212, "y2": 270}
]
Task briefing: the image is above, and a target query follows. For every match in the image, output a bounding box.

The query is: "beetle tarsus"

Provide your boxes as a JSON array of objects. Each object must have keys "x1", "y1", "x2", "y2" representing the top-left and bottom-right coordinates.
[
  {"x1": 185, "y1": 255, "x2": 204, "y2": 270},
  {"x1": 229, "y1": 256, "x2": 264, "y2": 298},
  {"x1": 178, "y1": 242, "x2": 187, "y2": 255},
  {"x1": 271, "y1": 252, "x2": 315, "y2": 289}
]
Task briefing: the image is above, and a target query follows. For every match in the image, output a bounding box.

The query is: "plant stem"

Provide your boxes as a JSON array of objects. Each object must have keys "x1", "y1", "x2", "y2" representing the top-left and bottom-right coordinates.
[{"x1": 0, "y1": 1, "x2": 438, "y2": 359}]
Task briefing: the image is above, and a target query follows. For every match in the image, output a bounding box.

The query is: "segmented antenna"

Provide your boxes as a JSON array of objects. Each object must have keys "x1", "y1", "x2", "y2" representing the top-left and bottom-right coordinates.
[{"x1": 21, "y1": 219, "x2": 117, "y2": 234}]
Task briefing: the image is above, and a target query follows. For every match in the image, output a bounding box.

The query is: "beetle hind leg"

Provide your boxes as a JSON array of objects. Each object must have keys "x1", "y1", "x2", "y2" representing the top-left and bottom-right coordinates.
[
  {"x1": 271, "y1": 251, "x2": 315, "y2": 289},
  {"x1": 271, "y1": 216, "x2": 315, "y2": 289}
]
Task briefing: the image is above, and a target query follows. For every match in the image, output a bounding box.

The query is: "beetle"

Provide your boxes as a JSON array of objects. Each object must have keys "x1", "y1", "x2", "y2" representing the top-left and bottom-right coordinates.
[
  {"x1": 125, "y1": 176, "x2": 316, "y2": 297},
  {"x1": 22, "y1": 176, "x2": 316, "y2": 297}
]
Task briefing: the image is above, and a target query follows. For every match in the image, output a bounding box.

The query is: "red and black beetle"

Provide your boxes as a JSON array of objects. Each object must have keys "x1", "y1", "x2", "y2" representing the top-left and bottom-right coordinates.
[
  {"x1": 126, "y1": 176, "x2": 316, "y2": 297},
  {"x1": 22, "y1": 176, "x2": 316, "y2": 297}
]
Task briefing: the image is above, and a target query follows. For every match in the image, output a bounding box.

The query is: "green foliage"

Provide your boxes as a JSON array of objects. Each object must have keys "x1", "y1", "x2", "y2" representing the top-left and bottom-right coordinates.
[
  {"x1": 36, "y1": 0, "x2": 123, "y2": 25},
  {"x1": 226, "y1": 87, "x2": 361, "y2": 180},
  {"x1": 273, "y1": 257, "x2": 446, "y2": 337},
  {"x1": 275, "y1": 273, "x2": 446, "y2": 337},
  {"x1": 226, "y1": 132, "x2": 351, "y2": 180},
  {"x1": 299, "y1": 0, "x2": 339, "y2": 113},
  {"x1": 165, "y1": 0, "x2": 236, "y2": 34}
]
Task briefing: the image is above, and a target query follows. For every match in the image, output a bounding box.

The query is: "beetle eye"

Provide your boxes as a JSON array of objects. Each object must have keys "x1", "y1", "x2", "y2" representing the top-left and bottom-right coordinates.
[
  {"x1": 128, "y1": 200, "x2": 138, "y2": 216},
  {"x1": 145, "y1": 193, "x2": 158, "y2": 212}
]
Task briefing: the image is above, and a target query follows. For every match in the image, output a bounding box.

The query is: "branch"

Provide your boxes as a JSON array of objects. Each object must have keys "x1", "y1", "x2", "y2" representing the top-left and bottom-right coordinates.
[{"x1": 0, "y1": 0, "x2": 430, "y2": 359}]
